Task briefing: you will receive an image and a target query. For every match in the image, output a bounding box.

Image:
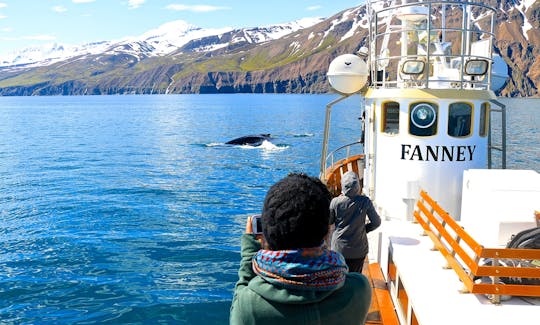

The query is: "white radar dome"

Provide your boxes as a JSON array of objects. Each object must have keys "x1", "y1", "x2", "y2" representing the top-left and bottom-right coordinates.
[
  {"x1": 327, "y1": 54, "x2": 368, "y2": 94},
  {"x1": 396, "y1": 6, "x2": 428, "y2": 22},
  {"x1": 491, "y1": 54, "x2": 509, "y2": 91}
]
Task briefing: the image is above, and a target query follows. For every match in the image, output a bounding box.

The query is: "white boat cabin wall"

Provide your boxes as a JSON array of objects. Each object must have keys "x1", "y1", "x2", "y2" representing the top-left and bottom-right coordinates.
[
  {"x1": 363, "y1": 93, "x2": 493, "y2": 221},
  {"x1": 326, "y1": 0, "x2": 509, "y2": 222}
]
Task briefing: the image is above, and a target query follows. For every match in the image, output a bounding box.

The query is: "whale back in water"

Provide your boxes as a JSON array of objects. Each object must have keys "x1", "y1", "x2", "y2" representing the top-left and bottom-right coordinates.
[{"x1": 225, "y1": 134, "x2": 271, "y2": 146}]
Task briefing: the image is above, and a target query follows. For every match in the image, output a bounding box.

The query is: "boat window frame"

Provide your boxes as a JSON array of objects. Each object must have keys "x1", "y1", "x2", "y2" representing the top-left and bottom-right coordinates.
[
  {"x1": 479, "y1": 102, "x2": 490, "y2": 137},
  {"x1": 408, "y1": 101, "x2": 438, "y2": 137},
  {"x1": 381, "y1": 101, "x2": 400, "y2": 135},
  {"x1": 448, "y1": 102, "x2": 473, "y2": 138}
]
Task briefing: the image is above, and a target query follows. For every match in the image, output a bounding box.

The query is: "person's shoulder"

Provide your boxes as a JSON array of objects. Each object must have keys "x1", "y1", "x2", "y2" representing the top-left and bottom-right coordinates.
[
  {"x1": 345, "y1": 272, "x2": 370, "y2": 284},
  {"x1": 331, "y1": 194, "x2": 349, "y2": 204},
  {"x1": 345, "y1": 273, "x2": 370, "y2": 288},
  {"x1": 328, "y1": 274, "x2": 370, "y2": 300},
  {"x1": 355, "y1": 194, "x2": 373, "y2": 204}
]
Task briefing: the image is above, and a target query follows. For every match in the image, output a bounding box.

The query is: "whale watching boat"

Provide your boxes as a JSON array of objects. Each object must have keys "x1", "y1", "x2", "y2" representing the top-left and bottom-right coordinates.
[{"x1": 320, "y1": 1, "x2": 540, "y2": 324}]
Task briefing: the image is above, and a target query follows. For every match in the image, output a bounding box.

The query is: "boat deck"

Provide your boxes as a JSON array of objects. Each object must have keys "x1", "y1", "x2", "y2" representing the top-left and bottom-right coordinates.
[
  {"x1": 379, "y1": 220, "x2": 540, "y2": 325},
  {"x1": 363, "y1": 262, "x2": 399, "y2": 324}
]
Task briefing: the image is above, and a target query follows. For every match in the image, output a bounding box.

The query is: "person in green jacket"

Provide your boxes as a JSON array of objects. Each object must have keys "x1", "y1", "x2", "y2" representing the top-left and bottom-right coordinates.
[{"x1": 230, "y1": 173, "x2": 372, "y2": 325}]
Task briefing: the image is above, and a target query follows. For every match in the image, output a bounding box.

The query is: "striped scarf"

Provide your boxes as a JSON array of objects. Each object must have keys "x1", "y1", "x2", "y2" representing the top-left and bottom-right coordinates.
[{"x1": 252, "y1": 246, "x2": 348, "y2": 291}]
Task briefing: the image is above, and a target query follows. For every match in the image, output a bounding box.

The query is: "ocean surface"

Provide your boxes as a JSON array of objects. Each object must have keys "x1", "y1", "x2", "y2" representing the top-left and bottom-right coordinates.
[{"x1": 0, "y1": 94, "x2": 538, "y2": 324}]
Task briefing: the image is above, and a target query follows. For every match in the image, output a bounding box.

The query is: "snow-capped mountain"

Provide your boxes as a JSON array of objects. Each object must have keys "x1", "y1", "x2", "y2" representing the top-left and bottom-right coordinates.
[
  {"x1": 0, "y1": 17, "x2": 325, "y2": 68},
  {"x1": 0, "y1": 1, "x2": 538, "y2": 97},
  {"x1": 0, "y1": 41, "x2": 111, "y2": 68}
]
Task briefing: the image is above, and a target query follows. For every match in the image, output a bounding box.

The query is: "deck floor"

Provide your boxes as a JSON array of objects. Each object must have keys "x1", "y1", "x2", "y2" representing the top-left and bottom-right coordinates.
[{"x1": 363, "y1": 262, "x2": 399, "y2": 325}]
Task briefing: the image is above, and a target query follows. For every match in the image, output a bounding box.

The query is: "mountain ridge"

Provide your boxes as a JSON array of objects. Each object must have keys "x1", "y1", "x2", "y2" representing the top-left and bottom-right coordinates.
[{"x1": 0, "y1": 17, "x2": 325, "y2": 69}]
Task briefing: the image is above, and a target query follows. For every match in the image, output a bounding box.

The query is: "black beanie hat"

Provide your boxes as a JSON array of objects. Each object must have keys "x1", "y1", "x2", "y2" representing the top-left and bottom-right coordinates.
[{"x1": 262, "y1": 173, "x2": 331, "y2": 250}]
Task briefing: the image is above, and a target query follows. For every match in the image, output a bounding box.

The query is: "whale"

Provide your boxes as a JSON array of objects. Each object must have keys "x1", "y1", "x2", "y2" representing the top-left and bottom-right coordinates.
[{"x1": 226, "y1": 134, "x2": 272, "y2": 146}]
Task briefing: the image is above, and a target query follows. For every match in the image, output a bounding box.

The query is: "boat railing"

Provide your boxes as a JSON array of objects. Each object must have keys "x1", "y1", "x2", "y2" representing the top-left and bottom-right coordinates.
[
  {"x1": 367, "y1": 0, "x2": 497, "y2": 90},
  {"x1": 322, "y1": 142, "x2": 365, "y2": 196},
  {"x1": 325, "y1": 141, "x2": 364, "y2": 171},
  {"x1": 414, "y1": 190, "x2": 540, "y2": 304},
  {"x1": 488, "y1": 99, "x2": 507, "y2": 169}
]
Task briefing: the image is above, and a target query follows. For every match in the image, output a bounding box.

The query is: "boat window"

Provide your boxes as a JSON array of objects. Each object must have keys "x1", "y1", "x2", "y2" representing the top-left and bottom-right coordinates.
[
  {"x1": 382, "y1": 101, "x2": 400, "y2": 134},
  {"x1": 479, "y1": 102, "x2": 489, "y2": 137},
  {"x1": 409, "y1": 102, "x2": 438, "y2": 136},
  {"x1": 448, "y1": 102, "x2": 472, "y2": 137}
]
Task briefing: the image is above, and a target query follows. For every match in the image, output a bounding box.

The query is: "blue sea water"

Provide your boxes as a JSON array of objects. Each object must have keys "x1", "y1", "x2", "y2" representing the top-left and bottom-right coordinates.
[{"x1": 0, "y1": 94, "x2": 538, "y2": 324}]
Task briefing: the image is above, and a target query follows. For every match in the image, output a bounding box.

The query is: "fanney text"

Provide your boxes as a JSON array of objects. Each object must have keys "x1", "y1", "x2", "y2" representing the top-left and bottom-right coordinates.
[{"x1": 401, "y1": 144, "x2": 476, "y2": 161}]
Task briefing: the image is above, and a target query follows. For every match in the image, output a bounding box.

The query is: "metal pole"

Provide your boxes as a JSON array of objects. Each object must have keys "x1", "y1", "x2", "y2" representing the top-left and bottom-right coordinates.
[
  {"x1": 426, "y1": 1, "x2": 432, "y2": 88},
  {"x1": 488, "y1": 114, "x2": 492, "y2": 169},
  {"x1": 442, "y1": 4, "x2": 446, "y2": 42},
  {"x1": 320, "y1": 94, "x2": 355, "y2": 179},
  {"x1": 489, "y1": 9, "x2": 495, "y2": 90},
  {"x1": 501, "y1": 102, "x2": 507, "y2": 169}
]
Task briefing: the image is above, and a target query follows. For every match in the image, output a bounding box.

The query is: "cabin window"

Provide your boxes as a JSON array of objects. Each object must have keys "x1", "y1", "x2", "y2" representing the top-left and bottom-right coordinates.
[
  {"x1": 382, "y1": 102, "x2": 400, "y2": 134},
  {"x1": 409, "y1": 102, "x2": 438, "y2": 136},
  {"x1": 448, "y1": 102, "x2": 472, "y2": 137},
  {"x1": 479, "y1": 102, "x2": 489, "y2": 137}
]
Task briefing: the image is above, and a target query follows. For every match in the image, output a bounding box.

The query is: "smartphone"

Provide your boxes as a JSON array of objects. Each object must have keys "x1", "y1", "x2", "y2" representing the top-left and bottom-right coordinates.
[{"x1": 251, "y1": 215, "x2": 263, "y2": 234}]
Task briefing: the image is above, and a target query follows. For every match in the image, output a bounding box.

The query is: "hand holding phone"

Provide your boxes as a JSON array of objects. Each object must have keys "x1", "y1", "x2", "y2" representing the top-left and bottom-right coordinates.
[{"x1": 251, "y1": 215, "x2": 263, "y2": 234}]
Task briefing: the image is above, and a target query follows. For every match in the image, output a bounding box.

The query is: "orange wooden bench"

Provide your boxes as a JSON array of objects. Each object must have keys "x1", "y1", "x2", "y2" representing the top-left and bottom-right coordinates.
[{"x1": 414, "y1": 190, "x2": 540, "y2": 304}]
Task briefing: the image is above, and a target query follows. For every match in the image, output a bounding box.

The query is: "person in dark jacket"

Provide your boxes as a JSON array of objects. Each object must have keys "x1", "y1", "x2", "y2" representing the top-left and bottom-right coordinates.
[
  {"x1": 329, "y1": 171, "x2": 381, "y2": 273},
  {"x1": 230, "y1": 173, "x2": 372, "y2": 325}
]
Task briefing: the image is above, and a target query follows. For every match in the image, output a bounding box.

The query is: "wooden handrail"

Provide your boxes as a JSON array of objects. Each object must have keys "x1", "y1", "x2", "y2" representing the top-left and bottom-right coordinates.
[
  {"x1": 324, "y1": 154, "x2": 364, "y2": 197},
  {"x1": 475, "y1": 265, "x2": 540, "y2": 278},
  {"x1": 419, "y1": 191, "x2": 484, "y2": 256},
  {"x1": 414, "y1": 190, "x2": 540, "y2": 303},
  {"x1": 415, "y1": 201, "x2": 479, "y2": 272},
  {"x1": 481, "y1": 248, "x2": 540, "y2": 259}
]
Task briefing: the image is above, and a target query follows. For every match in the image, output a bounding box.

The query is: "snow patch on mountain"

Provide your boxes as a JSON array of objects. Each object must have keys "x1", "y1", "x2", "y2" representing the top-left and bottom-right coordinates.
[
  {"x1": 516, "y1": 0, "x2": 536, "y2": 41},
  {"x1": 137, "y1": 20, "x2": 233, "y2": 55},
  {"x1": 0, "y1": 41, "x2": 112, "y2": 68},
  {"x1": 253, "y1": 17, "x2": 325, "y2": 41},
  {"x1": 317, "y1": 10, "x2": 353, "y2": 48},
  {"x1": 340, "y1": 8, "x2": 365, "y2": 42}
]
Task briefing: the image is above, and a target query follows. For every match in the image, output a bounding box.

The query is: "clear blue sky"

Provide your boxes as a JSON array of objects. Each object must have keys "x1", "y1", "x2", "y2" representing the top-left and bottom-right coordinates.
[{"x1": 0, "y1": 1, "x2": 363, "y2": 56}]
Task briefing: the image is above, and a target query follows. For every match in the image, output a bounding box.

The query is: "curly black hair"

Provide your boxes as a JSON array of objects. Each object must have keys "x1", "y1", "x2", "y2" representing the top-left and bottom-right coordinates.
[{"x1": 262, "y1": 173, "x2": 332, "y2": 250}]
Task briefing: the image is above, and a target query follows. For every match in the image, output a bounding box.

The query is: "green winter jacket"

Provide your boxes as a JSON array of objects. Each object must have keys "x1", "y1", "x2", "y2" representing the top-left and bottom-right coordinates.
[{"x1": 229, "y1": 234, "x2": 372, "y2": 325}]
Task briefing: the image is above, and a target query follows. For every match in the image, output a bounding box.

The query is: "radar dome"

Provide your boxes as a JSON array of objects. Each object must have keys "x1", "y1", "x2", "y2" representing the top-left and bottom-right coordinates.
[
  {"x1": 396, "y1": 6, "x2": 428, "y2": 22},
  {"x1": 491, "y1": 55, "x2": 509, "y2": 91},
  {"x1": 327, "y1": 54, "x2": 368, "y2": 94}
]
